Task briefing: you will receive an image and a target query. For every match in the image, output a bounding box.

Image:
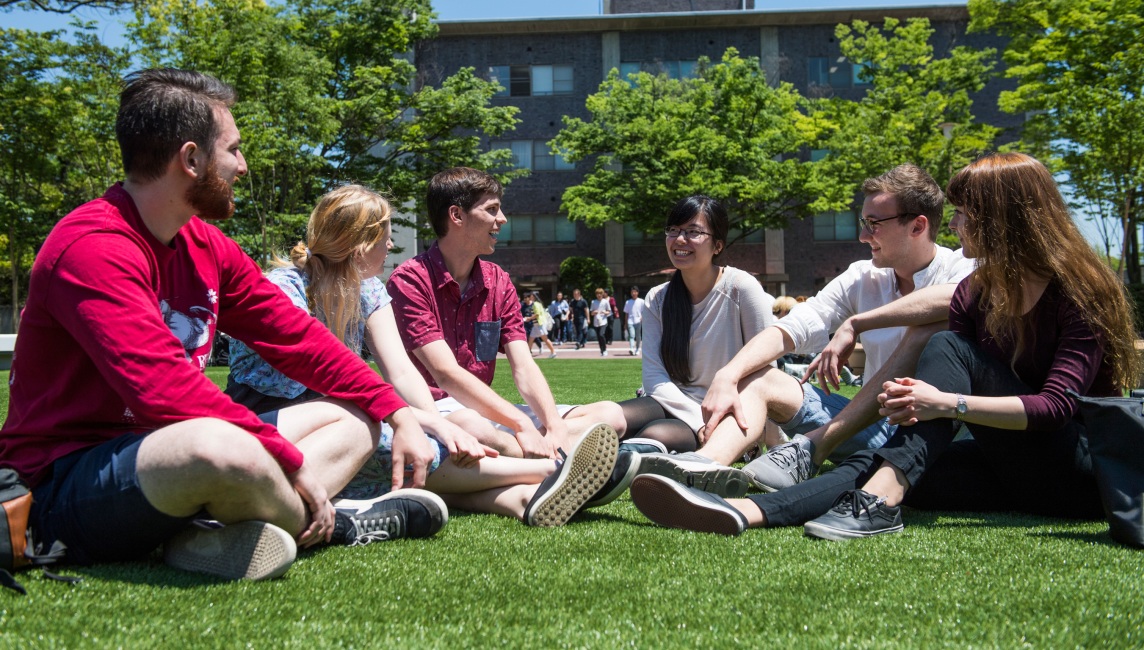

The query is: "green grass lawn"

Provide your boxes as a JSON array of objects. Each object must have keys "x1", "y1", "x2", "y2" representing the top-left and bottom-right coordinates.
[{"x1": 1, "y1": 360, "x2": 1141, "y2": 648}]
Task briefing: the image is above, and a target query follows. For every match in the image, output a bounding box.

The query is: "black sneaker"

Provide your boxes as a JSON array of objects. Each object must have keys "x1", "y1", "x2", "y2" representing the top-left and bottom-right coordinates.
[
  {"x1": 629, "y1": 474, "x2": 748, "y2": 536},
  {"x1": 803, "y1": 489, "x2": 903, "y2": 541},
  {"x1": 523, "y1": 423, "x2": 618, "y2": 527},
  {"x1": 582, "y1": 449, "x2": 641, "y2": 509},
  {"x1": 332, "y1": 489, "x2": 448, "y2": 545},
  {"x1": 618, "y1": 437, "x2": 668, "y2": 455}
]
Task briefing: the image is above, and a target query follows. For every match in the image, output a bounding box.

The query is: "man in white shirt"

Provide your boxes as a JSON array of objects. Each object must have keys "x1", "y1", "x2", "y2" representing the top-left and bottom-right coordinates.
[
  {"x1": 548, "y1": 292, "x2": 570, "y2": 345},
  {"x1": 623, "y1": 286, "x2": 645, "y2": 355},
  {"x1": 638, "y1": 164, "x2": 974, "y2": 496}
]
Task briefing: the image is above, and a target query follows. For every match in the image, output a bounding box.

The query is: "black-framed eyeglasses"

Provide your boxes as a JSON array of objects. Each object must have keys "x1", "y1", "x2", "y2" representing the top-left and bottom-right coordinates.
[
  {"x1": 858, "y1": 213, "x2": 916, "y2": 235},
  {"x1": 664, "y1": 226, "x2": 712, "y2": 241}
]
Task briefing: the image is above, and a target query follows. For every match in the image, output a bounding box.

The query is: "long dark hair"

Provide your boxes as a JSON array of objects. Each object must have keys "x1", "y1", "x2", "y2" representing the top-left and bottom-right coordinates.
[{"x1": 661, "y1": 195, "x2": 729, "y2": 385}]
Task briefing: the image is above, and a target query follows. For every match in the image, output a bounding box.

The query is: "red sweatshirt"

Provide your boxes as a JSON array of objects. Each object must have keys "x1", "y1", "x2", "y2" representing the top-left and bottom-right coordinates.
[{"x1": 0, "y1": 184, "x2": 408, "y2": 487}]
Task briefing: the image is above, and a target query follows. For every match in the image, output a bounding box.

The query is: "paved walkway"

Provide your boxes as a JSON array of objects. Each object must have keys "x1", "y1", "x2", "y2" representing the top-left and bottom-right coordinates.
[{"x1": 497, "y1": 339, "x2": 643, "y2": 360}]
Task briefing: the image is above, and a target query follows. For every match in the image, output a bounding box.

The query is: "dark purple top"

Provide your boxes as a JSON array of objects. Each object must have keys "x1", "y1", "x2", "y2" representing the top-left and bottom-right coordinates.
[{"x1": 949, "y1": 276, "x2": 1117, "y2": 431}]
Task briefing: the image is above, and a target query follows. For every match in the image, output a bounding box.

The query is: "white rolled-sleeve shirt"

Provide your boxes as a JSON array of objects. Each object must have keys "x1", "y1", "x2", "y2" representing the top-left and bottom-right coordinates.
[{"x1": 773, "y1": 246, "x2": 975, "y2": 381}]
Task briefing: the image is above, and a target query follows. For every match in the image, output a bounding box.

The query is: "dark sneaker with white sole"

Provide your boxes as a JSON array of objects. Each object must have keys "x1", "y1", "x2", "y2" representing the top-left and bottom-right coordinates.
[
  {"x1": 630, "y1": 474, "x2": 748, "y2": 536},
  {"x1": 742, "y1": 434, "x2": 819, "y2": 493},
  {"x1": 583, "y1": 449, "x2": 640, "y2": 508},
  {"x1": 803, "y1": 489, "x2": 903, "y2": 541},
  {"x1": 618, "y1": 437, "x2": 668, "y2": 455},
  {"x1": 164, "y1": 520, "x2": 296, "y2": 581},
  {"x1": 332, "y1": 489, "x2": 448, "y2": 545},
  {"x1": 524, "y1": 422, "x2": 619, "y2": 526},
  {"x1": 637, "y1": 452, "x2": 751, "y2": 498}
]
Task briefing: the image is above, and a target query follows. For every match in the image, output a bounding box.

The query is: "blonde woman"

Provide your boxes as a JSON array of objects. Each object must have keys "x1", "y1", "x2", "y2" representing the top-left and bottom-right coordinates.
[{"x1": 227, "y1": 185, "x2": 620, "y2": 526}]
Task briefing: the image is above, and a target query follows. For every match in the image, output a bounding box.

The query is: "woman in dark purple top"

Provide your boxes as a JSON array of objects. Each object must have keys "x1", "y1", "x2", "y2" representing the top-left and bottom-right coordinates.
[{"x1": 626, "y1": 152, "x2": 1138, "y2": 538}]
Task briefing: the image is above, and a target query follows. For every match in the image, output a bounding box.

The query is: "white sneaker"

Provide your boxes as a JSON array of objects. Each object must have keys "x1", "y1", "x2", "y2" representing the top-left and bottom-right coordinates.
[{"x1": 164, "y1": 520, "x2": 296, "y2": 581}]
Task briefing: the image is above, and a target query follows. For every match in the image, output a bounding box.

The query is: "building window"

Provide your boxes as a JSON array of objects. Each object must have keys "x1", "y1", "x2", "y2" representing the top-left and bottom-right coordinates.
[
  {"x1": 492, "y1": 140, "x2": 573, "y2": 171},
  {"x1": 813, "y1": 210, "x2": 858, "y2": 241},
  {"x1": 623, "y1": 222, "x2": 659, "y2": 244},
  {"x1": 810, "y1": 148, "x2": 830, "y2": 162},
  {"x1": 618, "y1": 60, "x2": 698, "y2": 80},
  {"x1": 808, "y1": 58, "x2": 870, "y2": 89},
  {"x1": 489, "y1": 65, "x2": 574, "y2": 97},
  {"x1": 501, "y1": 215, "x2": 577, "y2": 245},
  {"x1": 729, "y1": 227, "x2": 765, "y2": 244}
]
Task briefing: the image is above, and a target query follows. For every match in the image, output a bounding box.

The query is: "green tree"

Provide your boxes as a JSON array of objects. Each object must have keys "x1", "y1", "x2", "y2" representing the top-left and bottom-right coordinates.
[
  {"x1": 812, "y1": 17, "x2": 999, "y2": 248},
  {"x1": 0, "y1": 25, "x2": 125, "y2": 323},
  {"x1": 127, "y1": 0, "x2": 520, "y2": 262},
  {"x1": 559, "y1": 257, "x2": 611, "y2": 297},
  {"x1": 970, "y1": 0, "x2": 1144, "y2": 281},
  {"x1": 553, "y1": 49, "x2": 833, "y2": 243}
]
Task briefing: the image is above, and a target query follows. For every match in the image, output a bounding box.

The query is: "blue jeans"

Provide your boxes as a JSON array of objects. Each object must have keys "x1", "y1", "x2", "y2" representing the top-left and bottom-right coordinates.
[
  {"x1": 778, "y1": 383, "x2": 893, "y2": 462},
  {"x1": 751, "y1": 331, "x2": 1102, "y2": 526},
  {"x1": 627, "y1": 322, "x2": 643, "y2": 352}
]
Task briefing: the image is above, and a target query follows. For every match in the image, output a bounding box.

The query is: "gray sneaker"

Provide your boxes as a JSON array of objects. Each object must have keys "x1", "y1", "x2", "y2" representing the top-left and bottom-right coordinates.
[
  {"x1": 619, "y1": 437, "x2": 668, "y2": 455},
  {"x1": 637, "y1": 452, "x2": 751, "y2": 498},
  {"x1": 803, "y1": 489, "x2": 903, "y2": 540},
  {"x1": 630, "y1": 474, "x2": 747, "y2": 536},
  {"x1": 742, "y1": 434, "x2": 819, "y2": 493},
  {"x1": 164, "y1": 520, "x2": 296, "y2": 581}
]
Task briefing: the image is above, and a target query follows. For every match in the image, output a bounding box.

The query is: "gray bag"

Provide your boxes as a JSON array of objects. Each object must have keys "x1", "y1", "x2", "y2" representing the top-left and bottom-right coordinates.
[{"x1": 1070, "y1": 391, "x2": 1144, "y2": 548}]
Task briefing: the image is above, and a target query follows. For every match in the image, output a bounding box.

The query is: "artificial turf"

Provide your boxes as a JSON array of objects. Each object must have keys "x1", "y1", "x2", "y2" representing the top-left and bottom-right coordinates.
[{"x1": 0, "y1": 360, "x2": 1140, "y2": 648}]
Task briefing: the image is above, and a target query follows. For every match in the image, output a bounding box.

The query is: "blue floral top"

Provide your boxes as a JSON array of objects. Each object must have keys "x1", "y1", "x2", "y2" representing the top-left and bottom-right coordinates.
[{"x1": 228, "y1": 267, "x2": 391, "y2": 398}]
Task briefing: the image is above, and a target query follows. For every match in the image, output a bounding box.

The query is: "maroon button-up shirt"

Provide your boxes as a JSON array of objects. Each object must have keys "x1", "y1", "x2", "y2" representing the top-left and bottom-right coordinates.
[{"x1": 388, "y1": 242, "x2": 525, "y2": 400}]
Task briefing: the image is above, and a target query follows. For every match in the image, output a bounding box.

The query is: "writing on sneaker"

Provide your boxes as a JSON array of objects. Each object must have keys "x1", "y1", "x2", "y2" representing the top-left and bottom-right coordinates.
[
  {"x1": 742, "y1": 434, "x2": 819, "y2": 493},
  {"x1": 524, "y1": 422, "x2": 619, "y2": 527},
  {"x1": 803, "y1": 489, "x2": 903, "y2": 541},
  {"x1": 637, "y1": 452, "x2": 751, "y2": 498},
  {"x1": 630, "y1": 474, "x2": 747, "y2": 536},
  {"x1": 332, "y1": 489, "x2": 448, "y2": 546},
  {"x1": 583, "y1": 449, "x2": 640, "y2": 509},
  {"x1": 163, "y1": 520, "x2": 296, "y2": 581}
]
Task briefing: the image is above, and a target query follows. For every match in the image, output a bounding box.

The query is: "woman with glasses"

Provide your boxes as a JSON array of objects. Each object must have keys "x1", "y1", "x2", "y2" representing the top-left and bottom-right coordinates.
[
  {"x1": 632, "y1": 153, "x2": 1136, "y2": 537},
  {"x1": 618, "y1": 195, "x2": 776, "y2": 452}
]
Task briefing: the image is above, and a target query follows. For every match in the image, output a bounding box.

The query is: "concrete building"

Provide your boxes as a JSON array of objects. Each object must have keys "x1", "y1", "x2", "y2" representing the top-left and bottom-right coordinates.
[{"x1": 414, "y1": 1, "x2": 1016, "y2": 298}]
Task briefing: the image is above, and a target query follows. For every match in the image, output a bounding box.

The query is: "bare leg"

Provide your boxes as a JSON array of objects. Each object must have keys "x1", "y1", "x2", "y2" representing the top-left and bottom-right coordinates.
[
  {"x1": 560, "y1": 400, "x2": 628, "y2": 448},
  {"x1": 274, "y1": 398, "x2": 379, "y2": 496},
  {"x1": 447, "y1": 407, "x2": 526, "y2": 458},
  {"x1": 425, "y1": 457, "x2": 556, "y2": 493},
  {"x1": 136, "y1": 419, "x2": 309, "y2": 536},
  {"x1": 696, "y1": 368, "x2": 804, "y2": 465},
  {"x1": 440, "y1": 484, "x2": 538, "y2": 520},
  {"x1": 859, "y1": 462, "x2": 910, "y2": 506},
  {"x1": 542, "y1": 334, "x2": 556, "y2": 356},
  {"x1": 804, "y1": 322, "x2": 945, "y2": 465}
]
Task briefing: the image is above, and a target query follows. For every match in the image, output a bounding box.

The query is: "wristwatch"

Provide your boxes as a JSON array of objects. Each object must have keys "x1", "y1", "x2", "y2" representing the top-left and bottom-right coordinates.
[{"x1": 955, "y1": 393, "x2": 967, "y2": 421}]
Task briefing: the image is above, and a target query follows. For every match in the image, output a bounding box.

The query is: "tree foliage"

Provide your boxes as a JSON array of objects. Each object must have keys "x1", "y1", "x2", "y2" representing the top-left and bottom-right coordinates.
[
  {"x1": 559, "y1": 256, "x2": 612, "y2": 296},
  {"x1": 0, "y1": 24, "x2": 127, "y2": 319},
  {"x1": 553, "y1": 50, "x2": 833, "y2": 243},
  {"x1": 810, "y1": 17, "x2": 998, "y2": 248},
  {"x1": 969, "y1": 0, "x2": 1144, "y2": 281},
  {"x1": 126, "y1": 0, "x2": 521, "y2": 262}
]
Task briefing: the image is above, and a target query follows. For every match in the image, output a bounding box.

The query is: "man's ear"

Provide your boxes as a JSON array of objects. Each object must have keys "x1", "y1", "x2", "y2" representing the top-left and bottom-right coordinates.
[
  {"x1": 912, "y1": 215, "x2": 930, "y2": 237},
  {"x1": 177, "y1": 141, "x2": 201, "y2": 178},
  {"x1": 448, "y1": 204, "x2": 465, "y2": 226}
]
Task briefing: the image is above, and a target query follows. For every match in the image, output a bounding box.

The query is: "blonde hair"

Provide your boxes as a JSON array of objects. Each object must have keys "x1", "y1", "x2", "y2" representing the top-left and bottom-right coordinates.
[
  {"x1": 278, "y1": 185, "x2": 392, "y2": 347},
  {"x1": 772, "y1": 295, "x2": 797, "y2": 318},
  {"x1": 947, "y1": 153, "x2": 1138, "y2": 389}
]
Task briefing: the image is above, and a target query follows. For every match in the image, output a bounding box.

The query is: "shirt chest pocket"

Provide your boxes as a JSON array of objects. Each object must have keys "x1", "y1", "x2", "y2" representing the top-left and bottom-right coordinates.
[{"x1": 474, "y1": 321, "x2": 502, "y2": 362}]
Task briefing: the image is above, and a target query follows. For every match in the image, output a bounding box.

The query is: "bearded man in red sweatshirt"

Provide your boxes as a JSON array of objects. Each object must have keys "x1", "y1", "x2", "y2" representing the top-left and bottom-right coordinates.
[{"x1": 0, "y1": 69, "x2": 446, "y2": 581}]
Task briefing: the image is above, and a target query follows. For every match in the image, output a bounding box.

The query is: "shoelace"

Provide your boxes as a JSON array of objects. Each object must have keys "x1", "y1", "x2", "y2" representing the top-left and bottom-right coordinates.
[
  {"x1": 349, "y1": 511, "x2": 402, "y2": 546},
  {"x1": 833, "y1": 491, "x2": 886, "y2": 518},
  {"x1": 348, "y1": 529, "x2": 391, "y2": 547},
  {"x1": 769, "y1": 440, "x2": 813, "y2": 481}
]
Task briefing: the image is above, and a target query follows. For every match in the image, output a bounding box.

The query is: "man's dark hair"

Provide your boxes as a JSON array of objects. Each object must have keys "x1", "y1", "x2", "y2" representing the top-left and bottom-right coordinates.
[
  {"x1": 426, "y1": 167, "x2": 504, "y2": 238},
  {"x1": 116, "y1": 68, "x2": 237, "y2": 182}
]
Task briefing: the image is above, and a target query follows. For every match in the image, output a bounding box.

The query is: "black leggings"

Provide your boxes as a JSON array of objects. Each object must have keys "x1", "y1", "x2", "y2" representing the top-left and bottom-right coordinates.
[
  {"x1": 594, "y1": 324, "x2": 609, "y2": 353},
  {"x1": 750, "y1": 331, "x2": 1103, "y2": 526},
  {"x1": 618, "y1": 396, "x2": 698, "y2": 453}
]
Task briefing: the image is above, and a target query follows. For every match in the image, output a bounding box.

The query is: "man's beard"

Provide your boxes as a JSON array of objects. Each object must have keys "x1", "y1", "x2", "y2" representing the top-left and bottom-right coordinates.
[{"x1": 186, "y1": 159, "x2": 236, "y2": 220}]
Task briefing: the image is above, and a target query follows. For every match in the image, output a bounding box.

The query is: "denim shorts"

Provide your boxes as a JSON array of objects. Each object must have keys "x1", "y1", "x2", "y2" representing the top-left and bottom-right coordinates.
[
  {"x1": 30, "y1": 433, "x2": 196, "y2": 565},
  {"x1": 777, "y1": 383, "x2": 894, "y2": 463}
]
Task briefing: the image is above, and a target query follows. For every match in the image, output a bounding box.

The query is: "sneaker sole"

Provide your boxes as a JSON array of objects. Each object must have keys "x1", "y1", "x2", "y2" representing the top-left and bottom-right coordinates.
[
  {"x1": 630, "y1": 475, "x2": 745, "y2": 536},
  {"x1": 638, "y1": 456, "x2": 751, "y2": 498},
  {"x1": 803, "y1": 520, "x2": 904, "y2": 541},
  {"x1": 164, "y1": 521, "x2": 296, "y2": 581},
  {"x1": 334, "y1": 488, "x2": 450, "y2": 539},
  {"x1": 528, "y1": 423, "x2": 619, "y2": 527},
  {"x1": 583, "y1": 452, "x2": 641, "y2": 508}
]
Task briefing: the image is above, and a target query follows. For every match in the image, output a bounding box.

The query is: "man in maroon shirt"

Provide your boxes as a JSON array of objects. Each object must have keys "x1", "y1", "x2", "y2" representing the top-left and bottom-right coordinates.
[
  {"x1": 388, "y1": 167, "x2": 627, "y2": 459},
  {"x1": 0, "y1": 69, "x2": 445, "y2": 582}
]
